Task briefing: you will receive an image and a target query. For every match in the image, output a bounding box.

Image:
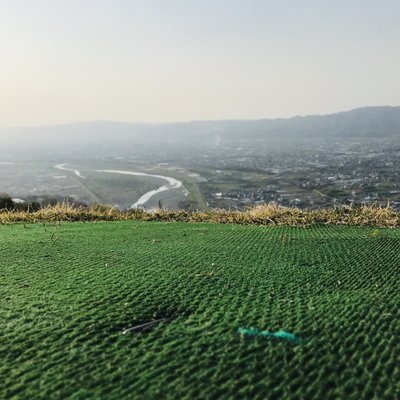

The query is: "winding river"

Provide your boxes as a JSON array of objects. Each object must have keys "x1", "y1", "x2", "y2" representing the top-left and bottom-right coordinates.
[
  {"x1": 96, "y1": 169, "x2": 184, "y2": 209},
  {"x1": 54, "y1": 163, "x2": 86, "y2": 179},
  {"x1": 54, "y1": 164, "x2": 185, "y2": 209}
]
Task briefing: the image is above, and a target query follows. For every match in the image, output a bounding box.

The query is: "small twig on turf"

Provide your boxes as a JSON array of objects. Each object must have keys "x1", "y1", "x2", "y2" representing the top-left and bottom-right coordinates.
[{"x1": 122, "y1": 318, "x2": 166, "y2": 334}]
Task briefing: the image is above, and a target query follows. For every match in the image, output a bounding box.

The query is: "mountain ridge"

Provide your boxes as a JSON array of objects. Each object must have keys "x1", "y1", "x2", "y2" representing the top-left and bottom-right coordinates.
[
  {"x1": 1, "y1": 106, "x2": 400, "y2": 148},
  {"x1": 2, "y1": 105, "x2": 400, "y2": 129}
]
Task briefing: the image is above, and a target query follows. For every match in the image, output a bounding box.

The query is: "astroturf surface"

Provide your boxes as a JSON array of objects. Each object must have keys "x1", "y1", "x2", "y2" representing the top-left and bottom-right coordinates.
[{"x1": 1, "y1": 221, "x2": 399, "y2": 399}]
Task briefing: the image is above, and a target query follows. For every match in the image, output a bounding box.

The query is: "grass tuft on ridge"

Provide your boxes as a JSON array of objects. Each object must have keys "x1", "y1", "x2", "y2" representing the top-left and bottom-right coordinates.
[{"x1": 1, "y1": 203, "x2": 400, "y2": 227}]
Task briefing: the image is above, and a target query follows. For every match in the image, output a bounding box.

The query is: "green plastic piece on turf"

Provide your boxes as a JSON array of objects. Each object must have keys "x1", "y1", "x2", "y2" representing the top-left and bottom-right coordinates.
[
  {"x1": 238, "y1": 327, "x2": 299, "y2": 342},
  {"x1": 271, "y1": 330, "x2": 298, "y2": 341},
  {"x1": 370, "y1": 229, "x2": 380, "y2": 238}
]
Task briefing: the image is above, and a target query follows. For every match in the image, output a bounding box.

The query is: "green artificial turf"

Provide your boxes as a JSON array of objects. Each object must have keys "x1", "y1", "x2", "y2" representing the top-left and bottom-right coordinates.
[{"x1": 0, "y1": 221, "x2": 399, "y2": 399}]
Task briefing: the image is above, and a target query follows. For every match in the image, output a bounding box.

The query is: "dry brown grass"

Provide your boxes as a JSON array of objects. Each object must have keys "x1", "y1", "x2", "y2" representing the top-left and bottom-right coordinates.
[{"x1": 1, "y1": 203, "x2": 400, "y2": 227}]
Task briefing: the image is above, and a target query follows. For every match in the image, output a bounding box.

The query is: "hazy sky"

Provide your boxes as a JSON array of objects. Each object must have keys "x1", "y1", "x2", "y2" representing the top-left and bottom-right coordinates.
[{"x1": 1, "y1": 0, "x2": 399, "y2": 127}]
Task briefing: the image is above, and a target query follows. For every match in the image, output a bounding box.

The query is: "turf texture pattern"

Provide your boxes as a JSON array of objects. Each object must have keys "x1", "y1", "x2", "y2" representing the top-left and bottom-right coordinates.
[{"x1": 0, "y1": 221, "x2": 399, "y2": 399}]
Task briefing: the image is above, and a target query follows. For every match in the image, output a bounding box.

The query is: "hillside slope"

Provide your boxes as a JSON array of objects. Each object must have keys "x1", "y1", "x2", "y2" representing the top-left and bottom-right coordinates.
[
  {"x1": 1, "y1": 221, "x2": 399, "y2": 399},
  {"x1": 2, "y1": 106, "x2": 400, "y2": 151}
]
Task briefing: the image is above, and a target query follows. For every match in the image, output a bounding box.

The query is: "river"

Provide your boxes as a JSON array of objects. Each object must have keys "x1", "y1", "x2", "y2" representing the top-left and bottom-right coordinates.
[
  {"x1": 54, "y1": 164, "x2": 186, "y2": 209},
  {"x1": 54, "y1": 163, "x2": 86, "y2": 179},
  {"x1": 96, "y1": 169, "x2": 184, "y2": 209}
]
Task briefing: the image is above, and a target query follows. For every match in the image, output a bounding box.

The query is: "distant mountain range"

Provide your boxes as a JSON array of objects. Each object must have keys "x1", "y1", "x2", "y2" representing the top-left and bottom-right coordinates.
[{"x1": 2, "y1": 106, "x2": 400, "y2": 149}]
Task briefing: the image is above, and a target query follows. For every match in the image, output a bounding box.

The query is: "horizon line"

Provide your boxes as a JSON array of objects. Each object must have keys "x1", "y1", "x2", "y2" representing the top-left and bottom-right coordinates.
[{"x1": 1, "y1": 104, "x2": 399, "y2": 130}]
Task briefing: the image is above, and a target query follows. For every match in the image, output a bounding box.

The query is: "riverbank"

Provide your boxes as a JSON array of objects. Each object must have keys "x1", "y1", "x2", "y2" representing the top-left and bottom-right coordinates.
[
  {"x1": 95, "y1": 169, "x2": 186, "y2": 209},
  {"x1": 54, "y1": 164, "x2": 188, "y2": 210}
]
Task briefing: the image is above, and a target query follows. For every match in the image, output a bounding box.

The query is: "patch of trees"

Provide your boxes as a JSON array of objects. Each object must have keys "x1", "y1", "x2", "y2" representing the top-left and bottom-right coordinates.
[
  {"x1": 0, "y1": 193, "x2": 87, "y2": 211},
  {"x1": 0, "y1": 193, "x2": 14, "y2": 210}
]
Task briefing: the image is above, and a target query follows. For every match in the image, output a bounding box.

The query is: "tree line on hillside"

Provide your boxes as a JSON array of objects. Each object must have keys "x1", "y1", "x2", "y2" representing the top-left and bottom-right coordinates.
[{"x1": 0, "y1": 192, "x2": 87, "y2": 211}]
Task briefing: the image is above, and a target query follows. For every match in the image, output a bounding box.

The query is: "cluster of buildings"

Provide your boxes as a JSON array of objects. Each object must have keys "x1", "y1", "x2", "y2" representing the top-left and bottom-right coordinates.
[{"x1": 186, "y1": 138, "x2": 400, "y2": 210}]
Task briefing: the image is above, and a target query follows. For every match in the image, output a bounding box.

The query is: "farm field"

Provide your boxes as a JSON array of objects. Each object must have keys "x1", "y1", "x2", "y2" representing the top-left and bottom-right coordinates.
[{"x1": 0, "y1": 221, "x2": 399, "y2": 399}]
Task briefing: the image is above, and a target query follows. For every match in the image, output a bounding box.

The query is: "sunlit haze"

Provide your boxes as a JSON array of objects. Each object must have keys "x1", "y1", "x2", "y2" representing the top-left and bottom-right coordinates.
[{"x1": 1, "y1": 0, "x2": 400, "y2": 127}]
